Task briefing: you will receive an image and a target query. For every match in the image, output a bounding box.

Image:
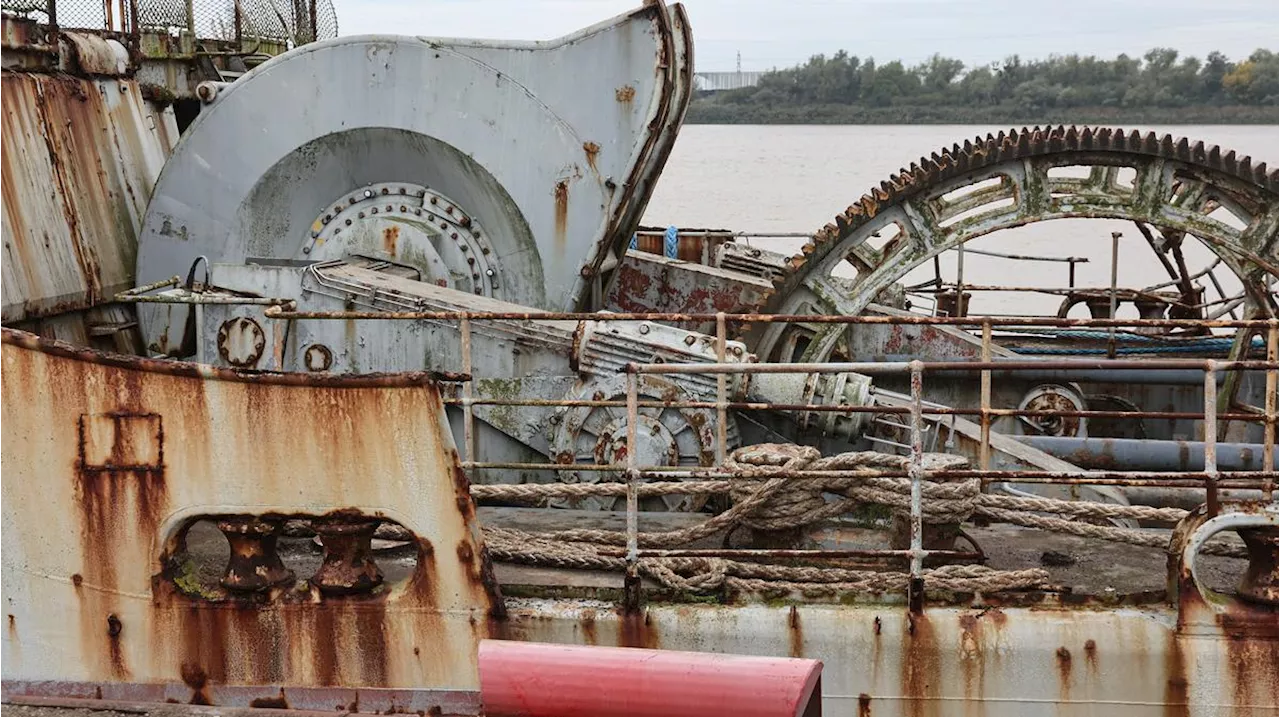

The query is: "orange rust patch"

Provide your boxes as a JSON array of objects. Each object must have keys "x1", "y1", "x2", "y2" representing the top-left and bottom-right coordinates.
[
  {"x1": 857, "y1": 693, "x2": 872, "y2": 717},
  {"x1": 615, "y1": 85, "x2": 636, "y2": 103},
  {"x1": 181, "y1": 662, "x2": 212, "y2": 705},
  {"x1": 583, "y1": 141, "x2": 600, "y2": 171},
  {"x1": 382, "y1": 225, "x2": 400, "y2": 255},
  {"x1": 1083, "y1": 639, "x2": 1098, "y2": 676}
]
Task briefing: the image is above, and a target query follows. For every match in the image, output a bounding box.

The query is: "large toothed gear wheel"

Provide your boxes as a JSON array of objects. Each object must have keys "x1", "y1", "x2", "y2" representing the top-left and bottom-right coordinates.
[
  {"x1": 547, "y1": 375, "x2": 739, "y2": 512},
  {"x1": 754, "y1": 126, "x2": 1278, "y2": 364}
]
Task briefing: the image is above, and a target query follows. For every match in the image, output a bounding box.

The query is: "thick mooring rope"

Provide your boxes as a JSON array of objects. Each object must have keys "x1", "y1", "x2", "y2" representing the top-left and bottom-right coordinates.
[{"x1": 472, "y1": 443, "x2": 1246, "y2": 594}]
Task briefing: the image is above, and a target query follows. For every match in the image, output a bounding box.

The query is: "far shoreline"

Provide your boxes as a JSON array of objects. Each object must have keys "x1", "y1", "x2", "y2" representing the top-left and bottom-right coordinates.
[{"x1": 684, "y1": 104, "x2": 1278, "y2": 126}]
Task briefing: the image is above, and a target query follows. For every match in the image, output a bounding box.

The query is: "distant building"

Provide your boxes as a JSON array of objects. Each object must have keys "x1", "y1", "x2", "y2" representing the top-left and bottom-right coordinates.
[{"x1": 693, "y1": 71, "x2": 765, "y2": 92}]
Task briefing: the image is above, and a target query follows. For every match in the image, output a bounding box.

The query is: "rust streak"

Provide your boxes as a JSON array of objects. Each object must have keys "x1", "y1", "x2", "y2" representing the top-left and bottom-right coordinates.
[
  {"x1": 583, "y1": 142, "x2": 600, "y2": 172},
  {"x1": 615, "y1": 85, "x2": 636, "y2": 103},
  {"x1": 787, "y1": 606, "x2": 804, "y2": 658},
  {"x1": 553, "y1": 180, "x2": 569, "y2": 251},
  {"x1": 900, "y1": 612, "x2": 940, "y2": 717},
  {"x1": 1055, "y1": 646, "x2": 1073, "y2": 703},
  {"x1": 1163, "y1": 632, "x2": 1190, "y2": 717},
  {"x1": 617, "y1": 608, "x2": 659, "y2": 650}
]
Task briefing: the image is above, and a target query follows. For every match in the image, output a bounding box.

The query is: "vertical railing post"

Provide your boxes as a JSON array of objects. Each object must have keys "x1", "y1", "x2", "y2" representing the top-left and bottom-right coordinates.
[
  {"x1": 980, "y1": 320, "x2": 992, "y2": 472},
  {"x1": 460, "y1": 317, "x2": 476, "y2": 466},
  {"x1": 714, "y1": 312, "x2": 728, "y2": 467},
  {"x1": 954, "y1": 245, "x2": 966, "y2": 318},
  {"x1": 45, "y1": 0, "x2": 58, "y2": 44},
  {"x1": 1107, "y1": 231, "x2": 1120, "y2": 359},
  {"x1": 908, "y1": 361, "x2": 925, "y2": 613},
  {"x1": 1203, "y1": 359, "x2": 1219, "y2": 517},
  {"x1": 624, "y1": 365, "x2": 642, "y2": 612},
  {"x1": 1264, "y1": 326, "x2": 1277, "y2": 494}
]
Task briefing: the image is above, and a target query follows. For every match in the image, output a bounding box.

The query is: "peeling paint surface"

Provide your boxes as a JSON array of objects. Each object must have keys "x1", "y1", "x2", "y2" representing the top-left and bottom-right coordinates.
[
  {"x1": 1, "y1": 72, "x2": 174, "y2": 323},
  {"x1": 0, "y1": 329, "x2": 499, "y2": 691}
]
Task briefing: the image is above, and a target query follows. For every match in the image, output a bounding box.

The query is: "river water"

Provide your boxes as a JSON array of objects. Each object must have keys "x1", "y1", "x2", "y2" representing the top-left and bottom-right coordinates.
[{"x1": 642, "y1": 125, "x2": 1278, "y2": 316}]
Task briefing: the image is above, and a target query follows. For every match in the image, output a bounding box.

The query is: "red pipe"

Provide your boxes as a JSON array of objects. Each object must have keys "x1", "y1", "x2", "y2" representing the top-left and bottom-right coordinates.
[{"x1": 478, "y1": 640, "x2": 822, "y2": 717}]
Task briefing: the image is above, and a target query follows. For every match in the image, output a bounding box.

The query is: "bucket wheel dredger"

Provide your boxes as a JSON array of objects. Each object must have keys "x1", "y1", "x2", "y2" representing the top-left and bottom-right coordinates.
[{"x1": 123, "y1": 3, "x2": 1276, "y2": 513}]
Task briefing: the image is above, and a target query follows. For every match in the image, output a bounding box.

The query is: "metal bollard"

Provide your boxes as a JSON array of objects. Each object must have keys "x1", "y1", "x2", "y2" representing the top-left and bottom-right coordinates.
[
  {"x1": 310, "y1": 519, "x2": 384, "y2": 595},
  {"x1": 217, "y1": 517, "x2": 295, "y2": 592}
]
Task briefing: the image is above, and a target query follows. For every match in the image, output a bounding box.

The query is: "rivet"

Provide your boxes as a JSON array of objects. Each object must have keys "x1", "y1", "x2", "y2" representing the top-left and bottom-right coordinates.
[
  {"x1": 414, "y1": 209, "x2": 422, "y2": 216},
  {"x1": 450, "y1": 232, "x2": 458, "y2": 239},
  {"x1": 371, "y1": 207, "x2": 378, "y2": 214},
  {"x1": 446, "y1": 206, "x2": 454, "y2": 214},
  {"x1": 481, "y1": 247, "x2": 490, "y2": 255},
  {"x1": 430, "y1": 197, "x2": 438, "y2": 204},
  {"x1": 381, "y1": 188, "x2": 389, "y2": 195},
  {"x1": 472, "y1": 273, "x2": 481, "y2": 280},
  {"x1": 417, "y1": 190, "x2": 426, "y2": 197},
  {"x1": 399, "y1": 188, "x2": 407, "y2": 194},
  {"x1": 732, "y1": 346, "x2": 744, "y2": 356},
  {"x1": 334, "y1": 228, "x2": 341, "y2": 235},
  {"x1": 303, "y1": 245, "x2": 312, "y2": 254},
  {"x1": 400, "y1": 205, "x2": 407, "y2": 212},
  {"x1": 467, "y1": 257, "x2": 476, "y2": 265},
  {"x1": 323, "y1": 214, "x2": 331, "y2": 223},
  {"x1": 385, "y1": 205, "x2": 392, "y2": 212},
  {"x1": 638, "y1": 324, "x2": 650, "y2": 335},
  {"x1": 358, "y1": 212, "x2": 365, "y2": 218},
  {"x1": 428, "y1": 214, "x2": 436, "y2": 221},
  {"x1": 460, "y1": 245, "x2": 468, "y2": 252},
  {"x1": 345, "y1": 219, "x2": 352, "y2": 226},
  {"x1": 440, "y1": 222, "x2": 448, "y2": 229},
  {"x1": 311, "y1": 230, "x2": 320, "y2": 238},
  {"x1": 485, "y1": 269, "x2": 495, "y2": 276},
  {"x1": 473, "y1": 231, "x2": 481, "y2": 239},
  {"x1": 364, "y1": 189, "x2": 373, "y2": 198},
  {"x1": 683, "y1": 335, "x2": 696, "y2": 346},
  {"x1": 474, "y1": 288, "x2": 483, "y2": 295}
]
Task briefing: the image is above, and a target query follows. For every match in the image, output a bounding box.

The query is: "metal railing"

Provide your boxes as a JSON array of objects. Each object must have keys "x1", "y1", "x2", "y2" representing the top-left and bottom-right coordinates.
[{"x1": 253, "y1": 303, "x2": 1278, "y2": 610}]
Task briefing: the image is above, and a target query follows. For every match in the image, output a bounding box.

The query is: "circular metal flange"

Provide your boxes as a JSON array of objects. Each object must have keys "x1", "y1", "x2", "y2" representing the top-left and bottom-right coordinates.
[
  {"x1": 1017, "y1": 383, "x2": 1088, "y2": 437},
  {"x1": 547, "y1": 375, "x2": 739, "y2": 512},
  {"x1": 216, "y1": 316, "x2": 266, "y2": 368},
  {"x1": 304, "y1": 181, "x2": 501, "y2": 298}
]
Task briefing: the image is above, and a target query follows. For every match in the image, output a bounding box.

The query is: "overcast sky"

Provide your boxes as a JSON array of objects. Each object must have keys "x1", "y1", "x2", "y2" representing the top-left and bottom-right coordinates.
[{"x1": 335, "y1": 0, "x2": 1279, "y2": 72}]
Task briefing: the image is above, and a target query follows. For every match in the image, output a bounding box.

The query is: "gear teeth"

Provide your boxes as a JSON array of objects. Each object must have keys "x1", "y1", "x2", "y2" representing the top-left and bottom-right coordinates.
[{"x1": 788, "y1": 125, "x2": 1278, "y2": 315}]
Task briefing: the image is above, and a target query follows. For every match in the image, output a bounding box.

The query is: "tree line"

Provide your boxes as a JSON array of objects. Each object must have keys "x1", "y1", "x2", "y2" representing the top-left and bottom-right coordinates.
[{"x1": 688, "y1": 48, "x2": 1279, "y2": 124}]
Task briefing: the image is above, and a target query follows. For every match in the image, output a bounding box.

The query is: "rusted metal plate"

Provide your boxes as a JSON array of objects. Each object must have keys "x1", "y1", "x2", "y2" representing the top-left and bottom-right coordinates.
[
  {"x1": 496, "y1": 597, "x2": 1277, "y2": 716},
  {"x1": 1, "y1": 72, "x2": 174, "y2": 324},
  {"x1": 0, "y1": 328, "x2": 500, "y2": 691},
  {"x1": 605, "y1": 250, "x2": 775, "y2": 324}
]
